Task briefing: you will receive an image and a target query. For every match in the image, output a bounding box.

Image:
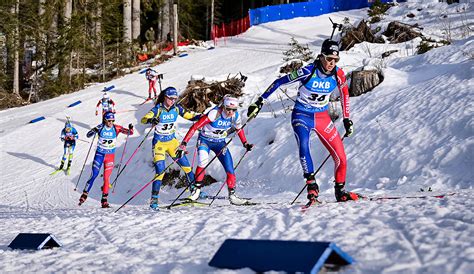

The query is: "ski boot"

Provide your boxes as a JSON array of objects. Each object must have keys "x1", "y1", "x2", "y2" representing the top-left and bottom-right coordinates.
[
  {"x1": 78, "y1": 191, "x2": 88, "y2": 206},
  {"x1": 101, "y1": 193, "x2": 110, "y2": 208},
  {"x1": 334, "y1": 182, "x2": 360, "y2": 202},
  {"x1": 187, "y1": 183, "x2": 202, "y2": 201},
  {"x1": 303, "y1": 173, "x2": 320, "y2": 208},
  {"x1": 66, "y1": 160, "x2": 72, "y2": 175},
  {"x1": 149, "y1": 191, "x2": 159, "y2": 211},
  {"x1": 58, "y1": 160, "x2": 65, "y2": 170},
  {"x1": 228, "y1": 188, "x2": 248, "y2": 205}
]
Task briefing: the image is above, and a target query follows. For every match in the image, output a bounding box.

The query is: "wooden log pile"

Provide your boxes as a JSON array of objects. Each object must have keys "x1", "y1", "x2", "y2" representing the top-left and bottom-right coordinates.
[{"x1": 179, "y1": 75, "x2": 246, "y2": 113}]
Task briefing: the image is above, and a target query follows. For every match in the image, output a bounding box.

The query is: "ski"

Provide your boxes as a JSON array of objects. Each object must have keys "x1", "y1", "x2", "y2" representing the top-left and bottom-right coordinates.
[
  {"x1": 230, "y1": 200, "x2": 259, "y2": 206},
  {"x1": 50, "y1": 168, "x2": 64, "y2": 176},
  {"x1": 164, "y1": 199, "x2": 210, "y2": 209},
  {"x1": 298, "y1": 192, "x2": 455, "y2": 211},
  {"x1": 300, "y1": 198, "x2": 322, "y2": 211},
  {"x1": 139, "y1": 97, "x2": 153, "y2": 106},
  {"x1": 202, "y1": 195, "x2": 253, "y2": 201},
  {"x1": 368, "y1": 192, "x2": 455, "y2": 201},
  {"x1": 66, "y1": 168, "x2": 71, "y2": 176}
]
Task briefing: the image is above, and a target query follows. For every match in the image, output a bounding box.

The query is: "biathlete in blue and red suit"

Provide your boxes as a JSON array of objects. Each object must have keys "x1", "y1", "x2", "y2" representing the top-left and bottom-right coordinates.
[
  {"x1": 247, "y1": 39, "x2": 360, "y2": 205},
  {"x1": 176, "y1": 95, "x2": 254, "y2": 205},
  {"x1": 79, "y1": 112, "x2": 134, "y2": 208}
]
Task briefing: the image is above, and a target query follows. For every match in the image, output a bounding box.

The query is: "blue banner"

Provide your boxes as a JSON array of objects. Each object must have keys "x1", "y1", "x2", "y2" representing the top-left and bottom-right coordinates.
[{"x1": 249, "y1": 0, "x2": 406, "y2": 26}]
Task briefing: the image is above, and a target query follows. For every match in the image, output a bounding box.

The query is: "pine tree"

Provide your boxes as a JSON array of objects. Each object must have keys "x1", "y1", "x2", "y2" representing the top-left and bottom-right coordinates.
[{"x1": 282, "y1": 37, "x2": 313, "y2": 62}]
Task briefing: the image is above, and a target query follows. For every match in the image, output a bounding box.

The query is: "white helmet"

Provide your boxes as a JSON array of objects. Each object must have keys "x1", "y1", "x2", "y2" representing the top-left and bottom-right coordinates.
[
  {"x1": 223, "y1": 96, "x2": 239, "y2": 110},
  {"x1": 103, "y1": 93, "x2": 109, "y2": 99}
]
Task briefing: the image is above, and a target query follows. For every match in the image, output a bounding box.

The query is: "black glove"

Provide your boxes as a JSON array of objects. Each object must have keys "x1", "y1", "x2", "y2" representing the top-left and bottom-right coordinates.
[
  {"x1": 148, "y1": 117, "x2": 160, "y2": 125},
  {"x1": 128, "y1": 123, "x2": 134, "y2": 130},
  {"x1": 175, "y1": 142, "x2": 187, "y2": 158},
  {"x1": 86, "y1": 127, "x2": 98, "y2": 138},
  {"x1": 247, "y1": 97, "x2": 264, "y2": 118},
  {"x1": 190, "y1": 114, "x2": 202, "y2": 121},
  {"x1": 343, "y1": 118, "x2": 354, "y2": 137},
  {"x1": 243, "y1": 142, "x2": 254, "y2": 152}
]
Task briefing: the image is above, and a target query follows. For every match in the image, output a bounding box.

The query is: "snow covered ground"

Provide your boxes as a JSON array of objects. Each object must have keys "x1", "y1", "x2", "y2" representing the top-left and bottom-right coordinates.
[{"x1": 1, "y1": 1, "x2": 473, "y2": 273}]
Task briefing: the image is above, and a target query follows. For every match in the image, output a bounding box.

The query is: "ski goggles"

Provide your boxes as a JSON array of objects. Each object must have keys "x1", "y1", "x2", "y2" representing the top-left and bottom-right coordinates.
[
  {"x1": 322, "y1": 54, "x2": 340, "y2": 63},
  {"x1": 224, "y1": 107, "x2": 237, "y2": 112}
]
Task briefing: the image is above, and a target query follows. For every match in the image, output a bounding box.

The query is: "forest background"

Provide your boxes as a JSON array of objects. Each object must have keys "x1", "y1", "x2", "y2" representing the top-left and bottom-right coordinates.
[{"x1": 0, "y1": 0, "x2": 303, "y2": 109}]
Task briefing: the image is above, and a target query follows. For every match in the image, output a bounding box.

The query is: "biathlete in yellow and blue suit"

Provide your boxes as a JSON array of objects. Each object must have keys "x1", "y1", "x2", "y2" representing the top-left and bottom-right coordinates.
[{"x1": 141, "y1": 87, "x2": 201, "y2": 210}]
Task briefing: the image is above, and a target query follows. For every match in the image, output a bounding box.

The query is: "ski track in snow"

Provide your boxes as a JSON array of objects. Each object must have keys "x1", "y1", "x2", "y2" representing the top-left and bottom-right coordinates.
[{"x1": 1, "y1": 2, "x2": 473, "y2": 273}]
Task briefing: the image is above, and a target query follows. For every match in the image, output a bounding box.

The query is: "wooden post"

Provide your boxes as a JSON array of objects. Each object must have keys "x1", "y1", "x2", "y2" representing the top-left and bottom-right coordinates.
[{"x1": 173, "y1": 4, "x2": 178, "y2": 55}]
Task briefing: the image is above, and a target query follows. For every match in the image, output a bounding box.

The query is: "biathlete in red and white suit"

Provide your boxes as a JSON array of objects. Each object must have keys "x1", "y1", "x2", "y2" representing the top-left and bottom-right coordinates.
[
  {"x1": 79, "y1": 112, "x2": 133, "y2": 208},
  {"x1": 247, "y1": 39, "x2": 359, "y2": 205},
  {"x1": 145, "y1": 68, "x2": 158, "y2": 99},
  {"x1": 176, "y1": 96, "x2": 254, "y2": 205}
]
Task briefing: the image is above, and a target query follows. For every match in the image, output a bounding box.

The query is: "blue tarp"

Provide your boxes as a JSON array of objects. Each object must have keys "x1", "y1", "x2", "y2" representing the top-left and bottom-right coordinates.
[{"x1": 249, "y1": 0, "x2": 406, "y2": 26}]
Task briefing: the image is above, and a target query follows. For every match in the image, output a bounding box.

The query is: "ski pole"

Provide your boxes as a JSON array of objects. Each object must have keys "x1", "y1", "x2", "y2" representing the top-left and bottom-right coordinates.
[
  {"x1": 74, "y1": 134, "x2": 96, "y2": 191},
  {"x1": 114, "y1": 157, "x2": 180, "y2": 213},
  {"x1": 167, "y1": 115, "x2": 255, "y2": 209},
  {"x1": 290, "y1": 135, "x2": 346, "y2": 205},
  {"x1": 76, "y1": 138, "x2": 91, "y2": 144},
  {"x1": 111, "y1": 125, "x2": 155, "y2": 189},
  {"x1": 190, "y1": 141, "x2": 198, "y2": 170},
  {"x1": 209, "y1": 149, "x2": 249, "y2": 206},
  {"x1": 112, "y1": 132, "x2": 130, "y2": 193}
]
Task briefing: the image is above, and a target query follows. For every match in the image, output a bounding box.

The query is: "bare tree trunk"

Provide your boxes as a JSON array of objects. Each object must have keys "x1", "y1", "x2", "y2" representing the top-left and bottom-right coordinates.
[
  {"x1": 160, "y1": 0, "x2": 170, "y2": 41},
  {"x1": 211, "y1": 0, "x2": 214, "y2": 39},
  {"x1": 65, "y1": 0, "x2": 72, "y2": 19},
  {"x1": 12, "y1": 0, "x2": 20, "y2": 96},
  {"x1": 65, "y1": 0, "x2": 72, "y2": 87},
  {"x1": 123, "y1": 0, "x2": 132, "y2": 43},
  {"x1": 132, "y1": 0, "x2": 140, "y2": 40},
  {"x1": 173, "y1": 4, "x2": 178, "y2": 55},
  {"x1": 206, "y1": 2, "x2": 209, "y2": 40}
]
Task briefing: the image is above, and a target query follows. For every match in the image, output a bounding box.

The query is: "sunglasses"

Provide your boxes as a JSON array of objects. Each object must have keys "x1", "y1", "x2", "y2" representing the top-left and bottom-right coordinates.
[
  {"x1": 165, "y1": 96, "x2": 177, "y2": 100},
  {"x1": 225, "y1": 107, "x2": 237, "y2": 112},
  {"x1": 322, "y1": 54, "x2": 340, "y2": 63},
  {"x1": 105, "y1": 119, "x2": 115, "y2": 122}
]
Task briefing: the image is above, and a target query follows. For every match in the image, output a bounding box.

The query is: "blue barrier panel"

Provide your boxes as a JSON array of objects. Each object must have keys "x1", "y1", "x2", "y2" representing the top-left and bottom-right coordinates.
[
  {"x1": 8, "y1": 233, "x2": 62, "y2": 250},
  {"x1": 29, "y1": 116, "x2": 45, "y2": 123},
  {"x1": 292, "y1": 2, "x2": 309, "y2": 18},
  {"x1": 249, "y1": 0, "x2": 407, "y2": 26},
  {"x1": 103, "y1": 85, "x2": 115, "y2": 91},
  {"x1": 266, "y1": 5, "x2": 281, "y2": 22},
  {"x1": 209, "y1": 239, "x2": 353, "y2": 273},
  {"x1": 67, "y1": 100, "x2": 82, "y2": 108},
  {"x1": 178, "y1": 53, "x2": 188, "y2": 57},
  {"x1": 280, "y1": 4, "x2": 294, "y2": 20}
]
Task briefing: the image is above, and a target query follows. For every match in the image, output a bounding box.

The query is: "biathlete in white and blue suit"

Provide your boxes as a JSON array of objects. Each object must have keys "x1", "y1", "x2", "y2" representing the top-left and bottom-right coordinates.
[{"x1": 177, "y1": 95, "x2": 254, "y2": 205}]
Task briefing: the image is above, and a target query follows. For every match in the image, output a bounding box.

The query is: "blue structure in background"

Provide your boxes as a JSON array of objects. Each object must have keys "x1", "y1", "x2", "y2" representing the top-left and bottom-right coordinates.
[
  {"x1": 249, "y1": 0, "x2": 406, "y2": 26},
  {"x1": 8, "y1": 233, "x2": 62, "y2": 250},
  {"x1": 67, "y1": 100, "x2": 82, "y2": 108},
  {"x1": 209, "y1": 239, "x2": 353, "y2": 273},
  {"x1": 29, "y1": 116, "x2": 46, "y2": 123}
]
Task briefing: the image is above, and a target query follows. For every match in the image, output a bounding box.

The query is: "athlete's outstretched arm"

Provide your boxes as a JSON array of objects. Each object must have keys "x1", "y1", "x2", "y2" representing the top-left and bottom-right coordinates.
[{"x1": 260, "y1": 65, "x2": 313, "y2": 100}]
